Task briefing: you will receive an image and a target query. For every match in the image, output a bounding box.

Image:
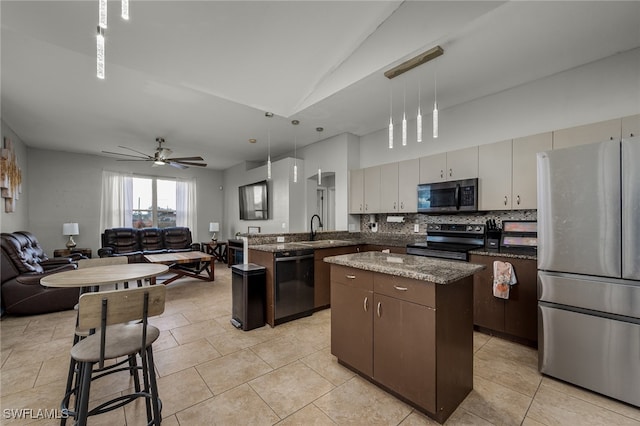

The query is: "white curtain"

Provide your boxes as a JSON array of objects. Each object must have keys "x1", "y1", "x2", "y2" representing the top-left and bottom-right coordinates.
[
  {"x1": 99, "y1": 170, "x2": 133, "y2": 231},
  {"x1": 176, "y1": 178, "x2": 197, "y2": 232}
]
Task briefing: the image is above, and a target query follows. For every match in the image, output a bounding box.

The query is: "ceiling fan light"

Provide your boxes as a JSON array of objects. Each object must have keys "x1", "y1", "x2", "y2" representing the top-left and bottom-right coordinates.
[{"x1": 154, "y1": 160, "x2": 165, "y2": 166}]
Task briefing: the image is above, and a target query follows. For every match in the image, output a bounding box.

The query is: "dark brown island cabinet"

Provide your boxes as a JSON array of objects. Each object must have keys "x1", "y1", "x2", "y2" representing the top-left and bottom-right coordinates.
[
  {"x1": 469, "y1": 254, "x2": 538, "y2": 346},
  {"x1": 330, "y1": 264, "x2": 473, "y2": 424}
]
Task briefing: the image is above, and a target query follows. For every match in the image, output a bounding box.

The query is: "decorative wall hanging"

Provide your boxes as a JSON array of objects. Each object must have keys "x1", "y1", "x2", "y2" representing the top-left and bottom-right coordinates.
[{"x1": 0, "y1": 137, "x2": 23, "y2": 213}]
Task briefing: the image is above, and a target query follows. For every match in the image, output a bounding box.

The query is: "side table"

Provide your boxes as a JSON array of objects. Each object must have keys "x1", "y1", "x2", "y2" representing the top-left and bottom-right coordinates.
[
  {"x1": 201, "y1": 241, "x2": 228, "y2": 263},
  {"x1": 53, "y1": 248, "x2": 92, "y2": 258}
]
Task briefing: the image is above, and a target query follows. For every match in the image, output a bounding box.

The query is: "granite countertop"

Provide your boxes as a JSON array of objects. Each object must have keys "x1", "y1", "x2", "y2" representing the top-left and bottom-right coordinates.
[
  {"x1": 469, "y1": 248, "x2": 537, "y2": 261},
  {"x1": 249, "y1": 239, "x2": 363, "y2": 253},
  {"x1": 323, "y1": 251, "x2": 485, "y2": 285}
]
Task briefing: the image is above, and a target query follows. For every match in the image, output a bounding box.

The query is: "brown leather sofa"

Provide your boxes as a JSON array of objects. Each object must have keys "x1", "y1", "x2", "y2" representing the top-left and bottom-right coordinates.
[
  {"x1": 98, "y1": 227, "x2": 200, "y2": 262},
  {"x1": 1, "y1": 231, "x2": 82, "y2": 315}
]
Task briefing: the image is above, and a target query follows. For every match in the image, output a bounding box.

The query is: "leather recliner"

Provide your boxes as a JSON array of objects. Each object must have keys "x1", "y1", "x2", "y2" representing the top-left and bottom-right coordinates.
[{"x1": 1, "y1": 232, "x2": 82, "y2": 315}]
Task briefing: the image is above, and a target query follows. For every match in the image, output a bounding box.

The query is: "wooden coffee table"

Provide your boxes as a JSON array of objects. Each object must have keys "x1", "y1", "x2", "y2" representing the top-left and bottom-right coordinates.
[{"x1": 144, "y1": 251, "x2": 214, "y2": 285}]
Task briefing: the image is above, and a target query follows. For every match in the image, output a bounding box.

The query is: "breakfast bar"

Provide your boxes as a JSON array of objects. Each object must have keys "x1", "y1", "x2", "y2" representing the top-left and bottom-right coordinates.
[{"x1": 324, "y1": 251, "x2": 484, "y2": 424}]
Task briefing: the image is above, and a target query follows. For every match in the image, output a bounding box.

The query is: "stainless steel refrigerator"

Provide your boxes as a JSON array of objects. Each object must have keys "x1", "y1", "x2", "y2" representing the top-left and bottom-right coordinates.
[{"x1": 537, "y1": 137, "x2": 639, "y2": 407}]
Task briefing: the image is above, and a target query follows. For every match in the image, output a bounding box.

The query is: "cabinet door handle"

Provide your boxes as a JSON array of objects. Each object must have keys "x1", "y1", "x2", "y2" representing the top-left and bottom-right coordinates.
[
  {"x1": 393, "y1": 285, "x2": 408, "y2": 291},
  {"x1": 365, "y1": 204, "x2": 368, "y2": 211},
  {"x1": 516, "y1": 195, "x2": 521, "y2": 205},
  {"x1": 345, "y1": 274, "x2": 356, "y2": 280},
  {"x1": 393, "y1": 201, "x2": 396, "y2": 210},
  {"x1": 376, "y1": 302, "x2": 382, "y2": 318},
  {"x1": 504, "y1": 196, "x2": 508, "y2": 206},
  {"x1": 400, "y1": 201, "x2": 404, "y2": 210},
  {"x1": 449, "y1": 168, "x2": 452, "y2": 177},
  {"x1": 360, "y1": 203, "x2": 363, "y2": 211},
  {"x1": 363, "y1": 297, "x2": 368, "y2": 312},
  {"x1": 440, "y1": 170, "x2": 444, "y2": 179}
]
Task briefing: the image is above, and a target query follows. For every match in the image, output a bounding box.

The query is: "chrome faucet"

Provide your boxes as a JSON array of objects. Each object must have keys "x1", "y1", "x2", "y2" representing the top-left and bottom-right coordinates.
[{"x1": 310, "y1": 214, "x2": 323, "y2": 241}]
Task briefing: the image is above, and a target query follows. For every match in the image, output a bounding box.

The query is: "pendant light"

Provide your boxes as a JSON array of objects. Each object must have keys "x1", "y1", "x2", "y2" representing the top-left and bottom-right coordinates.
[
  {"x1": 316, "y1": 127, "x2": 324, "y2": 185},
  {"x1": 402, "y1": 84, "x2": 407, "y2": 146},
  {"x1": 433, "y1": 68, "x2": 439, "y2": 139},
  {"x1": 96, "y1": 26, "x2": 105, "y2": 79},
  {"x1": 292, "y1": 120, "x2": 299, "y2": 183},
  {"x1": 265, "y1": 112, "x2": 273, "y2": 180},
  {"x1": 99, "y1": 0, "x2": 107, "y2": 29},
  {"x1": 122, "y1": 0, "x2": 130, "y2": 20},
  {"x1": 388, "y1": 83, "x2": 394, "y2": 149},
  {"x1": 417, "y1": 80, "x2": 422, "y2": 142}
]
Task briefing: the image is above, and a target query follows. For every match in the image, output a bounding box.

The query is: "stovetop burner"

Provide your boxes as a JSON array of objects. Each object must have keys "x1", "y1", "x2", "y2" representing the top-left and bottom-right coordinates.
[{"x1": 406, "y1": 223, "x2": 485, "y2": 261}]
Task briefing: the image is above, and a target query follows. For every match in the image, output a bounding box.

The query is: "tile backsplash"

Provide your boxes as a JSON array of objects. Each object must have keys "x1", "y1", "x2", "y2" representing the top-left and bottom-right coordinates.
[{"x1": 360, "y1": 210, "x2": 537, "y2": 235}]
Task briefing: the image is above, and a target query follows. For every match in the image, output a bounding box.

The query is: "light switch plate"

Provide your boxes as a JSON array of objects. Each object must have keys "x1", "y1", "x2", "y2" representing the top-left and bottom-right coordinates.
[
  {"x1": 277, "y1": 236, "x2": 285, "y2": 243},
  {"x1": 414, "y1": 224, "x2": 420, "y2": 233}
]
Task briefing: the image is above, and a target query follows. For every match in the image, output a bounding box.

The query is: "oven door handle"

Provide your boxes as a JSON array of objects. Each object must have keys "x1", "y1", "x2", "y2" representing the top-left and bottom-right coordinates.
[
  {"x1": 455, "y1": 183, "x2": 461, "y2": 210},
  {"x1": 275, "y1": 254, "x2": 314, "y2": 262}
]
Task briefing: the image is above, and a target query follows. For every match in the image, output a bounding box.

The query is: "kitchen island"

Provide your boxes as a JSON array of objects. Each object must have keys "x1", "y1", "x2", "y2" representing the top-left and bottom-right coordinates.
[{"x1": 324, "y1": 251, "x2": 484, "y2": 424}]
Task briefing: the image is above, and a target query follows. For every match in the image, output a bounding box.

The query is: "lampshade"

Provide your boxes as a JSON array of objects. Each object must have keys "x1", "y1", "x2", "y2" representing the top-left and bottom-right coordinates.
[
  {"x1": 209, "y1": 222, "x2": 220, "y2": 233},
  {"x1": 63, "y1": 223, "x2": 79, "y2": 236}
]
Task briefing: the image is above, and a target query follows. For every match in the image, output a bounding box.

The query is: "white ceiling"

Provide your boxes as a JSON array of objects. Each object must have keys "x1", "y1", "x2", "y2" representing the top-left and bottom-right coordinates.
[{"x1": 2, "y1": 1, "x2": 639, "y2": 170}]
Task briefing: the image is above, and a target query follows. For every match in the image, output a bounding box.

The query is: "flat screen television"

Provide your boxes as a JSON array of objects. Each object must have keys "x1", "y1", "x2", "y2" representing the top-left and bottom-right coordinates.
[{"x1": 239, "y1": 180, "x2": 269, "y2": 220}]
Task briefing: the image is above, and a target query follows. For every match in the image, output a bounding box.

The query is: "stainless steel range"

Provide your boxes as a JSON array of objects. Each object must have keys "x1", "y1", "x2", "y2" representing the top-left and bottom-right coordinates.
[{"x1": 406, "y1": 223, "x2": 485, "y2": 261}]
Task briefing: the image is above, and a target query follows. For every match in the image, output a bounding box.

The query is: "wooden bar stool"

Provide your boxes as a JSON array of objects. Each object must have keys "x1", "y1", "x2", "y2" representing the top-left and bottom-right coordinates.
[{"x1": 67, "y1": 285, "x2": 165, "y2": 425}]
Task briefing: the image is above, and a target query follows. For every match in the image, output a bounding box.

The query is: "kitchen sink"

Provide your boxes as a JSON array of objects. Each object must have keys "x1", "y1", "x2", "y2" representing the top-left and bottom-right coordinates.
[{"x1": 292, "y1": 240, "x2": 353, "y2": 247}]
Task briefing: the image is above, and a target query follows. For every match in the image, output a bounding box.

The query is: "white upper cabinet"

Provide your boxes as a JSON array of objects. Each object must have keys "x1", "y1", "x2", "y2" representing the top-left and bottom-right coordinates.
[
  {"x1": 419, "y1": 153, "x2": 446, "y2": 183},
  {"x1": 512, "y1": 132, "x2": 552, "y2": 210},
  {"x1": 553, "y1": 118, "x2": 621, "y2": 149},
  {"x1": 479, "y1": 140, "x2": 512, "y2": 211},
  {"x1": 446, "y1": 146, "x2": 479, "y2": 181},
  {"x1": 349, "y1": 169, "x2": 364, "y2": 214},
  {"x1": 363, "y1": 166, "x2": 381, "y2": 213},
  {"x1": 621, "y1": 114, "x2": 640, "y2": 139},
  {"x1": 380, "y1": 163, "x2": 399, "y2": 213},
  {"x1": 398, "y1": 158, "x2": 419, "y2": 213}
]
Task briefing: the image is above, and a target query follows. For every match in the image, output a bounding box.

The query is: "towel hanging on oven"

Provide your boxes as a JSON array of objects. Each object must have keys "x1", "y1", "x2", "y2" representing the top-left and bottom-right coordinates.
[{"x1": 493, "y1": 260, "x2": 517, "y2": 299}]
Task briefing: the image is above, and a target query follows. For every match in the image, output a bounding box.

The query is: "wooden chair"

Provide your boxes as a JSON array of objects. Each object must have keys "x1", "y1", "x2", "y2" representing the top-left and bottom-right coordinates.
[{"x1": 69, "y1": 285, "x2": 165, "y2": 425}]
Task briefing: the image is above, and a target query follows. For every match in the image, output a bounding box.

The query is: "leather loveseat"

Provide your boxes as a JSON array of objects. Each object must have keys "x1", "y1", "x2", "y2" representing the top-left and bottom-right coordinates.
[
  {"x1": 98, "y1": 227, "x2": 200, "y2": 262},
  {"x1": 1, "y1": 231, "x2": 82, "y2": 315}
]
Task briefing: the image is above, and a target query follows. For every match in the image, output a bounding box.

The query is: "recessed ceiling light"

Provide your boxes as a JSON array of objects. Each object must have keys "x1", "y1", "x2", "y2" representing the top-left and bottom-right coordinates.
[{"x1": 249, "y1": 139, "x2": 257, "y2": 143}]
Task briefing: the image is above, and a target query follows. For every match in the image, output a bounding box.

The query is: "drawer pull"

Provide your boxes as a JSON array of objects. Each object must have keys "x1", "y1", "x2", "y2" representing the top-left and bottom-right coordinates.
[
  {"x1": 377, "y1": 302, "x2": 382, "y2": 318},
  {"x1": 363, "y1": 297, "x2": 368, "y2": 312},
  {"x1": 345, "y1": 274, "x2": 356, "y2": 280},
  {"x1": 393, "y1": 285, "x2": 408, "y2": 291}
]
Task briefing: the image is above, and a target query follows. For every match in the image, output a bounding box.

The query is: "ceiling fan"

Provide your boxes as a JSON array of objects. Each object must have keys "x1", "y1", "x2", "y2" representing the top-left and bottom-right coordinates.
[{"x1": 102, "y1": 137, "x2": 207, "y2": 169}]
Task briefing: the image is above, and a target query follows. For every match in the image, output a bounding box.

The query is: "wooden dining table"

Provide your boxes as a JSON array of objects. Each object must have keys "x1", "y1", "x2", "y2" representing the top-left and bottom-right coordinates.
[{"x1": 41, "y1": 263, "x2": 169, "y2": 290}]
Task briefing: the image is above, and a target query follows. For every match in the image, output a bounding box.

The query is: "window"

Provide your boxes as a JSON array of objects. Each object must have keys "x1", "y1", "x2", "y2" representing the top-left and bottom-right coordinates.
[
  {"x1": 132, "y1": 177, "x2": 177, "y2": 228},
  {"x1": 100, "y1": 171, "x2": 196, "y2": 231}
]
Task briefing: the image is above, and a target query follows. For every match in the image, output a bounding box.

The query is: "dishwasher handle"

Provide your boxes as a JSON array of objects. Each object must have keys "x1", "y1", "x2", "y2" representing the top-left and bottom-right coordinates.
[{"x1": 275, "y1": 254, "x2": 315, "y2": 262}]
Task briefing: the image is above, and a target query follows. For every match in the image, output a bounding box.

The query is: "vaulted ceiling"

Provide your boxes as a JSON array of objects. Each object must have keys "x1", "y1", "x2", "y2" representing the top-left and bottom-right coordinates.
[{"x1": 2, "y1": 1, "x2": 639, "y2": 170}]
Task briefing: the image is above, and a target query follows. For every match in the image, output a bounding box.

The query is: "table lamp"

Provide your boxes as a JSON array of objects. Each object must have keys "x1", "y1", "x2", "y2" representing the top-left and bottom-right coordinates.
[
  {"x1": 63, "y1": 222, "x2": 79, "y2": 249},
  {"x1": 209, "y1": 222, "x2": 220, "y2": 241}
]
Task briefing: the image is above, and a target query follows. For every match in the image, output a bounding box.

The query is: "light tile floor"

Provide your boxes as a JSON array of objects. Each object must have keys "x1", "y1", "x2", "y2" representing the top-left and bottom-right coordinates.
[{"x1": 2, "y1": 265, "x2": 639, "y2": 425}]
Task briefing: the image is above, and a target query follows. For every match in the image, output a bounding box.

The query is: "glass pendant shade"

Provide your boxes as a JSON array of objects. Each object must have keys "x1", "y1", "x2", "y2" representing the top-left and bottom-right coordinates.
[
  {"x1": 99, "y1": 0, "x2": 108, "y2": 28},
  {"x1": 121, "y1": 0, "x2": 129, "y2": 20},
  {"x1": 318, "y1": 168, "x2": 322, "y2": 185},
  {"x1": 433, "y1": 101, "x2": 439, "y2": 139},
  {"x1": 293, "y1": 163, "x2": 298, "y2": 183},
  {"x1": 417, "y1": 107, "x2": 423, "y2": 142},
  {"x1": 96, "y1": 26, "x2": 105, "y2": 79},
  {"x1": 267, "y1": 156, "x2": 272, "y2": 180},
  {"x1": 388, "y1": 117, "x2": 394, "y2": 149},
  {"x1": 402, "y1": 113, "x2": 407, "y2": 146}
]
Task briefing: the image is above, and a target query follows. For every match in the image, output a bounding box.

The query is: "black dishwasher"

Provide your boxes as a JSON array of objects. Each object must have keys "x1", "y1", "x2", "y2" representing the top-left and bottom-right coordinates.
[{"x1": 274, "y1": 249, "x2": 314, "y2": 325}]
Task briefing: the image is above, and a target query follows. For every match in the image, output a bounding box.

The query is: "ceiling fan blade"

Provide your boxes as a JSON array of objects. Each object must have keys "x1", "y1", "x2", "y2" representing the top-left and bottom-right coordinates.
[
  {"x1": 116, "y1": 159, "x2": 153, "y2": 162},
  {"x1": 165, "y1": 156, "x2": 204, "y2": 162},
  {"x1": 102, "y1": 150, "x2": 150, "y2": 160},
  {"x1": 167, "y1": 161, "x2": 188, "y2": 169},
  {"x1": 117, "y1": 145, "x2": 154, "y2": 158},
  {"x1": 172, "y1": 161, "x2": 207, "y2": 167}
]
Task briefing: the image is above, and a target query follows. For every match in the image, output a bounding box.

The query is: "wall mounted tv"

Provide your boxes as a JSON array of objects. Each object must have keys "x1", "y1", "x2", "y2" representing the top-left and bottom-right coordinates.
[{"x1": 239, "y1": 180, "x2": 269, "y2": 220}]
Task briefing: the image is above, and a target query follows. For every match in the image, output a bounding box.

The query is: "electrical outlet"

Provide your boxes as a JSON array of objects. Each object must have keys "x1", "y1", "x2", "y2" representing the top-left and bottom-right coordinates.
[
  {"x1": 281, "y1": 222, "x2": 286, "y2": 229},
  {"x1": 414, "y1": 224, "x2": 420, "y2": 233},
  {"x1": 277, "y1": 236, "x2": 285, "y2": 243}
]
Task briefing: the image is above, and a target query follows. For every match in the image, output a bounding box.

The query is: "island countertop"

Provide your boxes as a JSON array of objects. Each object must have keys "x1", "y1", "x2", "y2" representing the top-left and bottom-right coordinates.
[{"x1": 324, "y1": 251, "x2": 485, "y2": 285}]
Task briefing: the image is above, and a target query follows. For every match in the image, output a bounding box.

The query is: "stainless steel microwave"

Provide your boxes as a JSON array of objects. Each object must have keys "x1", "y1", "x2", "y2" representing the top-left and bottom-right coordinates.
[{"x1": 417, "y1": 178, "x2": 479, "y2": 213}]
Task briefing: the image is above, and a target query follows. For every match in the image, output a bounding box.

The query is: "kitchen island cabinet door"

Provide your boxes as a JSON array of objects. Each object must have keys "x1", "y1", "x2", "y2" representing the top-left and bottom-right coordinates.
[
  {"x1": 331, "y1": 281, "x2": 373, "y2": 377},
  {"x1": 373, "y1": 293, "x2": 436, "y2": 413}
]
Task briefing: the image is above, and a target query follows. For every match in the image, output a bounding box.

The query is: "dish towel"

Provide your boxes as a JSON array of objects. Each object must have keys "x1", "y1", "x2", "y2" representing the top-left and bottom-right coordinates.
[{"x1": 493, "y1": 261, "x2": 517, "y2": 299}]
